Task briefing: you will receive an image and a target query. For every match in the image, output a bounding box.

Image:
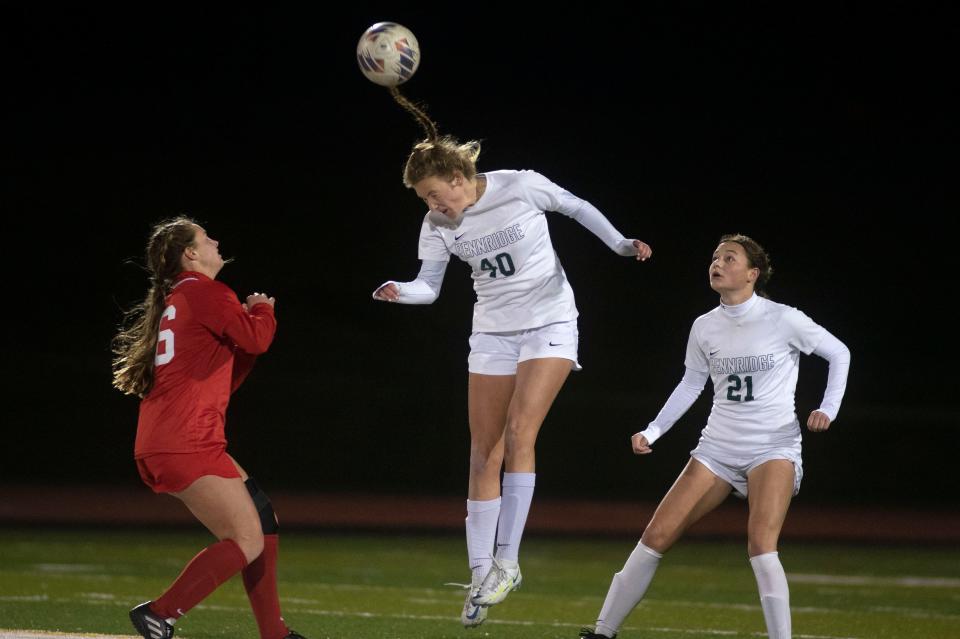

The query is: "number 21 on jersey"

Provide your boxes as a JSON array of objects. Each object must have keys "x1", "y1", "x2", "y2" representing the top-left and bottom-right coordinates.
[
  {"x1": 155, "y1": 305, "x2": 176, "y2": 366},
  {"x1": 726, "y1": 374, "x2": 754, "y2": 401}
]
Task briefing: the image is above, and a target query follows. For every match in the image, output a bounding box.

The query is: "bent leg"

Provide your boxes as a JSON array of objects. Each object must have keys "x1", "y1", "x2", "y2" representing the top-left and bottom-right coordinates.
[
  {"x1": 642, "y1": 458, "x2": 733, "y2": 553},
  {"x1": 594, "y1": 458, "x2": 732, "y2": 637},
  {"x1": 150, "y1": 473, "x2": 260, "y2": 620},
  {"x1": 175, "y1": 473, "x2": 264, "y2": 562}
]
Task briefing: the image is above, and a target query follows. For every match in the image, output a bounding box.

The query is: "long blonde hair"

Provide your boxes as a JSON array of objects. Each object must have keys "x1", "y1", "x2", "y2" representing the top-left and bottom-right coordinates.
[
  {"x1": 112, "y1": 217, "x2": 198, "y2": 397},
  {"x1": 388, "y1": 86, "x2": 481, "y2": 187}
]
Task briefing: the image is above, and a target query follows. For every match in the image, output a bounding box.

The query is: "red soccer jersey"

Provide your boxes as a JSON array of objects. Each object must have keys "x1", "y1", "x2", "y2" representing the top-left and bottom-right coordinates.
[{"x1": 134, "y1": 271, "x2": 277, "y2": 457}]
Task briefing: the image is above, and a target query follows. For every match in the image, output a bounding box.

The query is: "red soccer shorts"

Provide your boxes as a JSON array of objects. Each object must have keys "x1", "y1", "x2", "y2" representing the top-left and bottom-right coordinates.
[{"x1": 136, "y1": 447, "x2": 241, "y2": 493}]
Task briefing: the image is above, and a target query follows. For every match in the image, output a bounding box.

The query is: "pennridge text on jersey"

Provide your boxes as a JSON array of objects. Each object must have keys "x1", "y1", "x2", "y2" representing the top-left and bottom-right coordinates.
[
  {"x1": 454, "y1": 224, "x2": 525, "y2": 258},
  {"x1": 710, "y1": 354, "x2": 776, "y2": 375}
]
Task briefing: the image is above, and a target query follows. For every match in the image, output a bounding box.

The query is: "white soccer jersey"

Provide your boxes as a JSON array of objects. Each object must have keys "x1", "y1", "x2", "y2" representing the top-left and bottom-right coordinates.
[
  {"x1": 686, "y1": 295, "x2": 827, "y2": 454},
  {"x1": 416, "y1": 170, "x2": 588, "y2": 333}
]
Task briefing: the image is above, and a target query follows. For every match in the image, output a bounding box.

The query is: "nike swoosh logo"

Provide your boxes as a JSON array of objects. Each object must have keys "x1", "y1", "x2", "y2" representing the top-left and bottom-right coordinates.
[
  {"x1": 549, "y1": 342, "x2": 563, "y2": 347},
  {"x1": 466, "y1": 606, "x2": 480, "y2": 619},
  {"x1": 455, "y1": 233, "x2": 466, "y2": 240},
  {"x1": 709, "y1": 349, "x2": 719, "y2": 356}
]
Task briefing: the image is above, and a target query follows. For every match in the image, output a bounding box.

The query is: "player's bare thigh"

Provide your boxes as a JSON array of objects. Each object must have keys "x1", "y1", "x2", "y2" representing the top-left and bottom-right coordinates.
[
  {"x1": 467, "y1": 372, "x2": 514, "y2": 500},
  {"x1": 503, "y1": 357, "x2": 571, "y2": 471},
  {"x1": 641, "y1": 457, "x2": 733, "y2": 553},
  {"x1": 172, "y1": 473, "x2": 263, "y2": 562},
  {"x1": 746, "y1": 459, "x2": 795, "y2": 556}
]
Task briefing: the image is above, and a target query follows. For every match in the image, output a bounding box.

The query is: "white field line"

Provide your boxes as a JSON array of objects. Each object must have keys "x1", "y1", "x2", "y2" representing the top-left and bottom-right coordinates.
[
  {"x1": 19, "y1": 565, "x2": 958, "y2": 590},
  {"x1": 653, "y1": 598, "x2": 960, "y2": 622},
  {"x1": 789, "y1": 573, "x2": 960, "y2": 588}
]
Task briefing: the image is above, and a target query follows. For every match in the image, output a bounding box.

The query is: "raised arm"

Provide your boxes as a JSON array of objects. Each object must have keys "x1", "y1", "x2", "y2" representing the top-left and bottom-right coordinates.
[
  {"x1": 556, "y1": 193, "x2": 652, "y2": 261},
  {"x1": 524, "y1": 171, "x2": 652, "y2": 260}
]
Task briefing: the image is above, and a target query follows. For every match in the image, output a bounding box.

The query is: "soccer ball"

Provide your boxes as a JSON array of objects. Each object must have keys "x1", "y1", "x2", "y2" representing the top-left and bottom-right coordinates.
[{"x1": 356, "y1": 22, "x2": 420, "y2": 87}]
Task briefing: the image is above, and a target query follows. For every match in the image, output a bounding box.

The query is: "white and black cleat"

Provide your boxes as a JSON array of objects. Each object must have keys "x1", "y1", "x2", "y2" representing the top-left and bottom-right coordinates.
[{"x1": 129, "y1": 601, "x2": 175, "y2": 639}]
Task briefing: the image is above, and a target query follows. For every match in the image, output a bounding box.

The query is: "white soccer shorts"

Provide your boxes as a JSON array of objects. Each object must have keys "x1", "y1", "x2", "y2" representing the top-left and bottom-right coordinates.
[
  {"x1": 691, "y1": 444, "x2": 803, "y2": 498},
  {"x1": 467, "y1": 320, "x2": 581, "y2": 375}
]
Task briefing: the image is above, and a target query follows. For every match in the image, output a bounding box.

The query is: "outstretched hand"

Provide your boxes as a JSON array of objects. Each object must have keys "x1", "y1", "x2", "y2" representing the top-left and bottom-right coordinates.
[
  {"x1": 807, "y1": 410, "x2": 831, "y2": 432},
  {"x1": 632, "y1": 239, "x2": 652, "y2": 261}
]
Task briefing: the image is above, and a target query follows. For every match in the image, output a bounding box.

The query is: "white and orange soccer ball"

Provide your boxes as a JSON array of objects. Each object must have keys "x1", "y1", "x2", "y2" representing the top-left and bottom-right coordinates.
[{"x1": 356, "y1": 22, "x2": 420, "y2": 87}]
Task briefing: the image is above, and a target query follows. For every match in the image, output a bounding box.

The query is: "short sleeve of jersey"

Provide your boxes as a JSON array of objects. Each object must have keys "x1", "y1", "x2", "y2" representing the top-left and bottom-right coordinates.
[
  {"x1": 780, "y1": 307, "x2": 827, "y2": 355},
  {"x1": 417, "y1": 215, "x2": 451, "y2": 262},
  {"x1": 683, "y1": 322, "x2": 710, "y2": 372}
]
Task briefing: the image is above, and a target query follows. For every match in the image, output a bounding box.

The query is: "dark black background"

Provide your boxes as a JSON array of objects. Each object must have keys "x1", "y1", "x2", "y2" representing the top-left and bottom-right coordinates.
[{"x1": 4, "y1": 6, "x2": 955, "y2": 506}]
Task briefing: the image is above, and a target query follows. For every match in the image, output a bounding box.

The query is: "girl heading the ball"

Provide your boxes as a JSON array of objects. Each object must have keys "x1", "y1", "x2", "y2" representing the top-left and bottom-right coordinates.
[{"x1": 373, "y1": 89, "x2": 653, "y2": 627}]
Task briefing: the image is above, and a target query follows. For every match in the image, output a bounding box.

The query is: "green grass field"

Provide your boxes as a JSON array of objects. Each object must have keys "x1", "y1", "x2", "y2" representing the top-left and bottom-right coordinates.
[{"x1": 0, "y1": 528, "x2": 957, "y2": 639}]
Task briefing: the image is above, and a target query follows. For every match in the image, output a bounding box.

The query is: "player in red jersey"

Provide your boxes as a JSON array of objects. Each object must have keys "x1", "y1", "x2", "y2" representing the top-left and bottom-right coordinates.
[{"x1": 112, "y1": 217, "x2": 306, "y2": 639}]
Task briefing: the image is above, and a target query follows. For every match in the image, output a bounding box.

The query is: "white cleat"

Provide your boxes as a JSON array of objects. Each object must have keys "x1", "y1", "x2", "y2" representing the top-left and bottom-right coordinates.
[
  {"x1": 461, "y1": 589, "x2": 488, "y2": 627},
  {"x1": 447, "y1": 577, "x2": 489, "y2": 627},
  {"x1": 471, "y1": 557, "x2": 522, "y2": 606}
]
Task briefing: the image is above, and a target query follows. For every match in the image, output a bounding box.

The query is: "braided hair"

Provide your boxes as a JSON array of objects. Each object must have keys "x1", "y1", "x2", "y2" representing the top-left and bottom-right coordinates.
[{"x1": 112, "y1": 217, "x2": 198, "y2": 397}]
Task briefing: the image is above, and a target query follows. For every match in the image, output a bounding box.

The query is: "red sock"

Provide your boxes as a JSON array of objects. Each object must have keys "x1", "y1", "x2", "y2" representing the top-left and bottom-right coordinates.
[
  {"x1": 152, "y1": 539, "x2": 248, "y2": 620},
  {"x1": 242, "y1": 534, "x2": 289, "y2": 639}
]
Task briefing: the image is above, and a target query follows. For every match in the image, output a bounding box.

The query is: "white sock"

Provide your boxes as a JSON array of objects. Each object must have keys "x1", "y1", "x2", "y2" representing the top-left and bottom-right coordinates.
[
  {"x1": 466, "y1": 498, "x2": 501, "y2": 583},
  {"x1": 595, "y1": 541, "x2": 663, "y2": 637},
  {"x1": 494, "y1": 472, "x2": 536, "y2": 563},
  {"x1": 750, "y1": 551, "x2": 791, "y2": 639}
]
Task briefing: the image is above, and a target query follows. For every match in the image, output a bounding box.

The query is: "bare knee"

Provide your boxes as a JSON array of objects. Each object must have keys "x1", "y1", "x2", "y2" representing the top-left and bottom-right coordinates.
[
  {"x1": 232, "y1": 526, "x2": 264, "y2": 563},
  {"x1": 747, "y1": 534, "x2": 778, "y2": 557},
  {"x1": 641, "y1": 521, "x2": 677, "y2": 554},
  {"x1": 504, "y1": 418, "x2": 537, "y2": 462},
  {"x1": 747, "y1": 520, "x2": 781, "y2": 556},
  {"x1": 222, "y1": 510, "x2": 265, "y2": 563},
  {"x1": 470, "y1": 443, "x2": 504, "y2": 479}
]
